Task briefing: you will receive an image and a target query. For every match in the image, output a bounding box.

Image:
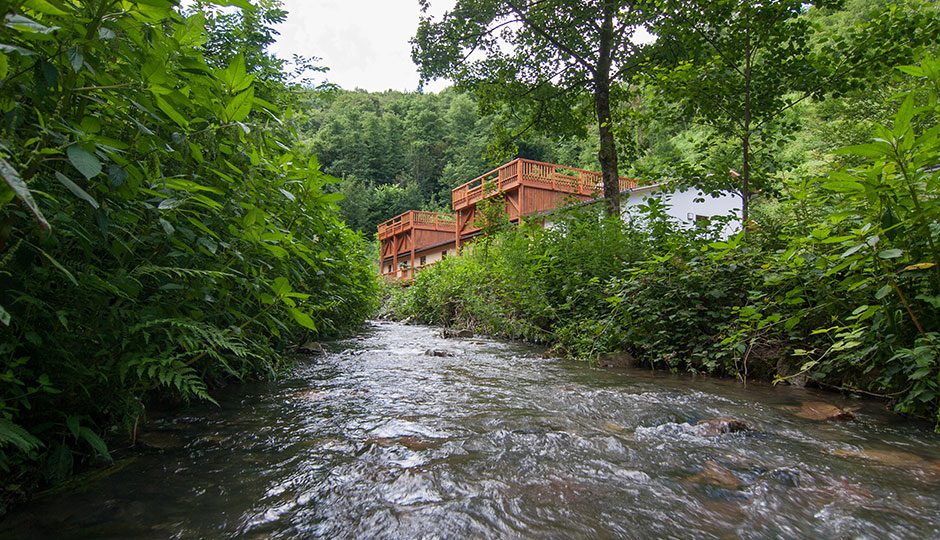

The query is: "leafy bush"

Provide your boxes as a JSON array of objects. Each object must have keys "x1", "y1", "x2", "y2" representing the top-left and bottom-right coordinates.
[{"x1": 0, "y1": 0, "x2": 377, "y2": 492}]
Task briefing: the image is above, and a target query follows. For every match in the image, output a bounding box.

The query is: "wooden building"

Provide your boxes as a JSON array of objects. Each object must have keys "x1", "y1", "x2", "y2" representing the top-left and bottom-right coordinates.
[
  {"x1": 451, "y1": 158, "x2": 636, "y2": 247},
  {"x1": 378, "y1": 210, "x2": 456, "y2": 280},
  {"x1": 379, "y1": 158, "x2": 746, "y2": 281}
]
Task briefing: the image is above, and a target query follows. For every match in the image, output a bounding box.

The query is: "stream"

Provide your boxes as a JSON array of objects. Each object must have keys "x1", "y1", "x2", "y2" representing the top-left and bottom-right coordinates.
[{"x1": 3, "y1": 321, "x2": 940, "y2": 539}]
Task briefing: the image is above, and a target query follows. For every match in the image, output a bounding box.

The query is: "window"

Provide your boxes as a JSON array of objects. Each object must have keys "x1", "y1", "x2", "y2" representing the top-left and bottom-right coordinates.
[
  {"x1": 441, "y1": 250, "x2": 448, "y2": 259},
  {"x1": 420, "y1": 255, "x2": 426, "y2": 266},
  {"x1": 387, "y1": 264, "x2": 392, "y2": 273}
]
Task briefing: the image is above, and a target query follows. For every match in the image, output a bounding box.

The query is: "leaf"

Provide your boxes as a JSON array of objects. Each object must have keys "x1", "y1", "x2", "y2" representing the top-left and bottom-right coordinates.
[
  {"x1": 224, "y1": 87, "x2": 254, "y2": 123},
  {"x1": 158, "y1": 197, "x2": 183, "y2": 210},
  {"x1": 43, "y1": 444, "x2": 73, "y2": 483},
  {"x1": 902, "y1": 262, "x2": 935, "y2": 272},
  {"x1": 55, "y1": 172, "x2": 99, "y2": 209},
  {"x1": 0, "y1": 418, "x2": 43, "y2": 452},
  {"x1": 0, "y1": 156, "x2": 49, "y2": 230},
  {"x1": 271, "y1": 276, "x2": 291, "y2": 296},
  {"x1": 108, "y1": 164, "x2": 128, "y2": 188},
  {"x1": 875, "y1": 284, "x2": 892, "y2": 300},
  {"x1": 877, "y1": 249, "x2": 902, "y2": 259},
  {"x1": 896, "y1": 65, "x2": 925, "y2": 77},
  {"x1": 66, "y1": 415, "x2": 81, "y2": 438},
  {"x1": 78, "y1": 426, "x2": 111, "y2": 461},
  {"x1": 287, "y1": 307, "x2": 318, "y2": 331},
  {"x1": 0, "y1": 43, "x2": 36, "y2": 56},
  {"x1": 22, "y1": 0, "x2": 69, "y2": 16},
  {"x1": 4, "y1": 14, "x2": 58, "y2": 34},
  {"x1": 36, "y1": 246, "x2": 78, "y2": 285},
  {"x1": 213, "y1": 0, "x2": 253, "y2": 9},
  {"x1": 0, "y1": 51, "x2": 7, "y2": 79},
  {"x1": 319, "y1": 193, "x2": 345, "y2": 203},
  {"x1": 0, "y1": 304, "x2": 9, "y2": 326},
  {"x1": 155, "y1": 95, "x2": 188, "y2": 127},
  {"x1": 66, "y1": 145, "x2": 102, "y2": 180},
  {"x1": 821, "y1": 181, "x2": 864, "y2": 192},
  {"x1": 66, "y1": 48, "x2": 83, "y2": 72}
]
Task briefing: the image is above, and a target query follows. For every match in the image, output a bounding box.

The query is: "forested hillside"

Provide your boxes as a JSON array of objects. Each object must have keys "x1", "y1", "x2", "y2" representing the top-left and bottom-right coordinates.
[{"x1": 301, "y1": 0, "x2": 937, "y2": 238}]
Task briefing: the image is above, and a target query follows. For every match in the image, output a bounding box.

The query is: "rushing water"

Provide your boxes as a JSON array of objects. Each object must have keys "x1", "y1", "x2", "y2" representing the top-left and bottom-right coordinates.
[{"x1": 4, "y1": 322, "x2": 940, "y2": 539}]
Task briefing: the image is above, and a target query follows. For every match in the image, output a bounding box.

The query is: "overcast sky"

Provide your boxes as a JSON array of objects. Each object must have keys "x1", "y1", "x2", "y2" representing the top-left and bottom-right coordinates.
[
  {"x1": 269, "y1": 0, "x2": 456, "y2": 93},
  {"x1": 268, "y1": 1, "x2": 655, "y2": 94}
]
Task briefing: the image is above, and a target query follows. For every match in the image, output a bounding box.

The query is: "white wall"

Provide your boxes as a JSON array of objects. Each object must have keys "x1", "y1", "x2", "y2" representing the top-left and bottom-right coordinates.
[
  {"x1": 414, "y1": 241, "x2": 456, "y2": 269},
  {"x1": 622, "y1": 185, "x2": 741, "y2": 237}
]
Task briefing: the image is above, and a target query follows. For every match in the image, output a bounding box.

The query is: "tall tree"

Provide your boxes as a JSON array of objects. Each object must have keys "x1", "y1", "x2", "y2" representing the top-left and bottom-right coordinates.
[
  {"x1": 649, "y1": 0, "x2": 940, "y2": 224},
  {"x1": 413, "y1": 0, "x2": 653, "y2": 217}
]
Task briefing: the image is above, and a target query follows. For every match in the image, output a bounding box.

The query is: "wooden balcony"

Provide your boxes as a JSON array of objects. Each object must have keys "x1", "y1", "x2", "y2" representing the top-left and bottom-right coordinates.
[
  {"x1": 378, "y1": 210, "x2": 456, "y2": 280},
  {"x1": 452, "y1": 158, "x2": 636, "y2": 242},
  {"x1": 377, "y1": 210, "x2": 456, "y2": 240}
]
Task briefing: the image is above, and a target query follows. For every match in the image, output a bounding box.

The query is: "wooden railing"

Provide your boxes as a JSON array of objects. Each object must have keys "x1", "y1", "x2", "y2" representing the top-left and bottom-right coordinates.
[
  {"x1": 451, "y1": 158, "x2": 637, "y2": 210},
  {"x1": 380, "y1": 263, "x2": 433, "y2": 282},
  {"x1": 377, "y1": 210, "x2": 456, "y2": 240}
]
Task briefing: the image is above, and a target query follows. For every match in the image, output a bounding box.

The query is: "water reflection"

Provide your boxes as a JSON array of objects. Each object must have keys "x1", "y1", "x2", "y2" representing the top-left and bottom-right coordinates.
[{"x1": 3, "y1": 322, "x2": 940, "y2": 539}]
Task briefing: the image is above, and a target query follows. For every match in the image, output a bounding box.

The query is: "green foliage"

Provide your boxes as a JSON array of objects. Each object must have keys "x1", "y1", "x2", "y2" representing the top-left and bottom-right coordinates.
[
  {"x1": 413, "y1": 0, "x2": 659, "y2": 215},
  {"x1": 648, "y1": 0, "x2": 940, "y2": 222},
  {"x1": 389, "y1": 54, "x2": 940, "y2": 426},
  {"x1": 0, "y1": 0, "x2": 378, "y2": 492}
]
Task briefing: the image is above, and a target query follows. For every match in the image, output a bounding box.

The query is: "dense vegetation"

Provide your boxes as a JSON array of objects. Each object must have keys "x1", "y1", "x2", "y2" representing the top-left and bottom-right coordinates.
[
  {"x1": 0, "y1": 0, "x2": 377, "y2": 500},
  {"x1": 1, "y1": 0, "x2": 938, "y2": 509},
  {"x1": 386, "y1": 0, "x2": 940, "y2": 426}
]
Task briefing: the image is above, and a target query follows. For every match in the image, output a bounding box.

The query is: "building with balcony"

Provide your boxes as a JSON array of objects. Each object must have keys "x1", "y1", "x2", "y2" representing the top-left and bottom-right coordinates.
[
  {"x1": 379, "y1": 158, "x2": 740, "y2": 281},
  {"x1": 378, "y1": 210, "x2": 456, "y2": 280}
]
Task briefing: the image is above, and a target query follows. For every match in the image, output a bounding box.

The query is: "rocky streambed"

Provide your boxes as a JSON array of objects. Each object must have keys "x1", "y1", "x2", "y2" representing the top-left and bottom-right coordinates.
[{"x1": 3, "y1": 321, "x2": 939, "y2": 539}]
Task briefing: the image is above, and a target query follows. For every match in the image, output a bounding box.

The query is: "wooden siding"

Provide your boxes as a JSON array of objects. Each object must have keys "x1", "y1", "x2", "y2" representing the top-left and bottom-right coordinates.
[
  {"x1": 452, "y1": 158, "x2": 636, "y2": 241},
  {"x1": 378, "y1": 210, "x2": 456, "y2": 280}
]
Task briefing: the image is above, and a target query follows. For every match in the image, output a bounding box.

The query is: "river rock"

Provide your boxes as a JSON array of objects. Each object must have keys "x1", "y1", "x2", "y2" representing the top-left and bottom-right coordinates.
[
  {"x1": 687, "y1": 461, "x2": 743, "y2": 489},
  {"x1": 137, "y1": 431, "x2": 186, "y2": 450},
  {"x1": 425, "y1": 348, "x2": 455, "y2": 357},
  {"x1": 789, "y1": 401, "x2": 856, "y2": 422},
  {"x1": 298, "y1": 341, "x2": 324, "y2": 355},
  {"x1": 692, "y1": 417, "x2": 751, "y2": 436},
  {"x1": 596, "y1": 350, "x2": 635, "y2": 369},
  {"x1": 440, "y1": 328, "x2": 473, "y2": 338},
  {"x1": 366, "y1": 435, "x2": 439, "y2": 451},
  {"x1": 831, "y1": 448, "x2": 940, "y2": 473}
]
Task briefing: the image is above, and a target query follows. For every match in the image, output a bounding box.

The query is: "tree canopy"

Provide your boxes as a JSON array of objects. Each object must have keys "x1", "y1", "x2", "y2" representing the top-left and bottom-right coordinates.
[{"x1": 413, "y1": 0, "x2": 656, "y2": 216}]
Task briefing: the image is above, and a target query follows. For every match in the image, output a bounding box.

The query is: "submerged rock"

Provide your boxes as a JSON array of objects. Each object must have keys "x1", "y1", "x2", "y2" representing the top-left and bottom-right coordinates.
[
  {"x1": 440, "y1": 328, "x2": 473, "y2": 338},
  {"x1": 596, "y1": 350, "x2": 635, "y2": 369},
  {"x1": 366, "y1": 435, "x2": 440, "y2": 451},
  {"x1": 136, "y1": 431, "x2": 186, "y2": 450},
  {"x1": 687, "y1": 461, "x2": 743, "y2": 489},
  {"x1": 831, "y1": 447, "x2": 940, "y2": 473},
  {"x1": 425, "y1": 348, "x2": 455, "y2": 357},
  {"x1": 788, "y1": 401, "x2": 856, "y2": 422},
  {"x1": 298, "y1": 341, "x2": 324, "y2": 355},
  {"x1": 692, "y1": 417, "x2": 752, "y2": 436}
]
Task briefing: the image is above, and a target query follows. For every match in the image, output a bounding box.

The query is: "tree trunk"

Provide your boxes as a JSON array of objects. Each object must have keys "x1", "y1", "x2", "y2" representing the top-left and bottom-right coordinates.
[
  {"x1": 741, "y1": 4, "x2": 752, "y2": 230},
  {"x1": 596, "y1": 1, "x2": 620, "y2": 218}
]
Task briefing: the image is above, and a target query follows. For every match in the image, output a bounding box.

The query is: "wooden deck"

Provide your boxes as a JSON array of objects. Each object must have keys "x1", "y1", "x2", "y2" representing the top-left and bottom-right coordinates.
[
  {"x1": 377, "y1": 210, "x2": 456, "y2": 241},
  {"x1": 378, "y1": 210, "x2": 456, "y2": 280},
  {"x1": 379, "y1": 159, "x2": 638, "y2": 280},
  {"x1": 452, "y1": 159, "x2": 636, "y2": 243}
]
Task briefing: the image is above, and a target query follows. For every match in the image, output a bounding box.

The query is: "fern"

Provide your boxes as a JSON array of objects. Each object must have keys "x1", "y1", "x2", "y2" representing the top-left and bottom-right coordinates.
[
  {"x1": 130, "y1": 318, "x2": 262, "y2": 378},
  {"x1": 132, "y1": 265, "x2": 235, "y2": 280},
  {"x1": 121, "y1": 354, "x2": 216, "y2": 404}
]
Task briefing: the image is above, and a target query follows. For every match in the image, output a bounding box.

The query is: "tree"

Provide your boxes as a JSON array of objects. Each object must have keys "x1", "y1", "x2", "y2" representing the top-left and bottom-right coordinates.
[
  {"x1": 413, "y1": 0, "x2": 654, "y2": 217},
  {"x1": 649, "y1": 0, "x2": 940, "y2": 224}
]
